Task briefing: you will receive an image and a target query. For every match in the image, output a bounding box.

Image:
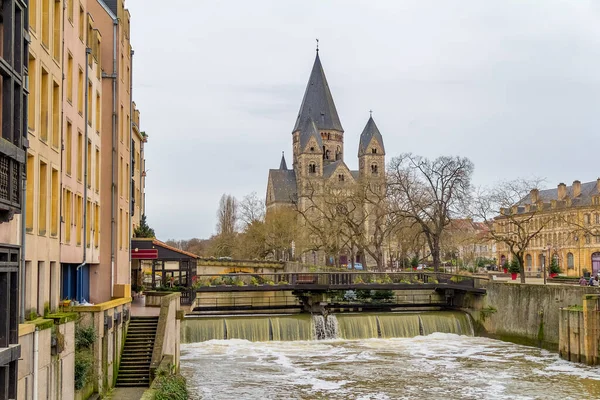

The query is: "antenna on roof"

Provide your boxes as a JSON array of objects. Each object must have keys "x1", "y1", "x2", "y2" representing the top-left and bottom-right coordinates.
[{"x1": 316, "y1": 38, "x2": 319, "y2": 52}]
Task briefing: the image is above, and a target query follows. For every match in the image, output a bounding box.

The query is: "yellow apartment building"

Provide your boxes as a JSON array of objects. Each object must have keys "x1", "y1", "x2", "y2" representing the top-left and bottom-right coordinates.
[
  {"x1": 89, "y1": 0, "x2": 134, "y2": 302},
  {"x1": 25, "y1": 0, "x2": 64, "y2": 317},
  {"x1": 131, "y1": 102, "x2": 147, "y2": 232},
  {"x1": 496, "y1": 180, "x2": 600, "y2": 277},
  {"x1": 60, "y1": 0, "x2": 104, "y2": 303}
]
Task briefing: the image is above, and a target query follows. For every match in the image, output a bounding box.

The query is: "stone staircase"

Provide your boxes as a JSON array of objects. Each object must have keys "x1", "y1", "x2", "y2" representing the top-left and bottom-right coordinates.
[{"x1": 116, "y1": 316, "x2": 159, "y2": 387}]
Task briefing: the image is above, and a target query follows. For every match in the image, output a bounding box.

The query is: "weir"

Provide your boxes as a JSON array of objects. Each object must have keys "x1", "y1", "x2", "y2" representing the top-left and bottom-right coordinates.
[{"x1": 182, "y1": 311, "x2": 474, "y2": 343}]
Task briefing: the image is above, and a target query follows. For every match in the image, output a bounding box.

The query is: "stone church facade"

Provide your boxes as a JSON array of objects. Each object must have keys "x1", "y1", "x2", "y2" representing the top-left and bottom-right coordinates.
[{"x1": 266, "y1": 50, "x2": 386, "y2": 266}]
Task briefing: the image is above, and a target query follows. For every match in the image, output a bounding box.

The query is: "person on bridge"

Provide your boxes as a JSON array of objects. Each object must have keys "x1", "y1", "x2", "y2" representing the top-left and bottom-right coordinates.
[{"x1": 579, "y1": 276, "x2": 588, "y2": 286}]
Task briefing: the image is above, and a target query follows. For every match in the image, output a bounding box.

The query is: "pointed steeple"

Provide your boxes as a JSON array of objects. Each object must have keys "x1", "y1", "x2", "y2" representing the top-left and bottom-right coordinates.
[
  {"x1": 298, "y1": 116, "x2": 323, "y2": 152},
  {"x1": 293, "y1": 52, "x2": 343, "y2": 133},
  {"x1": 279, "y1": 152, "x2": 288, "y2": 170},
  {"x1": 358, "y1": 115, "x2": 386, "y2": 156}
]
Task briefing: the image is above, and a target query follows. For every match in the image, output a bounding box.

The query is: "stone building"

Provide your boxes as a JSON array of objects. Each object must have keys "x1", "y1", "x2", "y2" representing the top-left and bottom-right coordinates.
[
  {"x1": 496, "y1": 179, "x2": 600, "y2": 277},
  {"x1": 266, "y1": 50, "x2": 386, "y2": 265}
]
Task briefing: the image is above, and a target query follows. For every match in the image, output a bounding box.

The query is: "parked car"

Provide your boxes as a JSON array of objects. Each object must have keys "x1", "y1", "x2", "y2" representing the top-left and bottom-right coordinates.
[{"x1": 347, "y1": 263, "x2": 364, "y2": 270}]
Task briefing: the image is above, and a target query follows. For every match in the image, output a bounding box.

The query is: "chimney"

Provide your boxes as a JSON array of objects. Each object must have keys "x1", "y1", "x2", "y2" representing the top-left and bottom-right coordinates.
[
  {"x1": 572, "y1": 180, "x2": 581, "y2": 198},
  {"x1": 558, "y1": 183, "x2": 567, "y2": 200},
  {"x1": 530, "y1": 188, "x2": 539, "y2": 203}
]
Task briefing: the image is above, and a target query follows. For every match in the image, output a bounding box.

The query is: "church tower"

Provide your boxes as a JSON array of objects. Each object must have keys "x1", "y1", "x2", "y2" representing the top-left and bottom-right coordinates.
[
  {"x1": 358, "y1": 114, "x2": 386, "y2": 182},
  {"x1": 292, "y1": 50, "x2": 344, "y2": 169}
]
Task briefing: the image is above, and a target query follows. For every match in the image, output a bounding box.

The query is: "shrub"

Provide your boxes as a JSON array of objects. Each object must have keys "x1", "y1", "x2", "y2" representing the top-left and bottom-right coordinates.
[
  {"x1": 549, "y1": 258, "x2": 561, "y2": 274},
  {"x1": 356, "y1": 289, "x2": 372, "y2": 301},
  {"x1": 508, "y1": 259, "x2": 521, "y2": 274},
  {"x1": 154, "y1": 374, "x2": 189, "y2": 400},
  {"x1": 75, "y1": 324, "x2": 96, "y2": 350},
  {"x1": 372, "y1": 289, "x2": 394, "y2": 302},
  {"x1": 210, "y1": 277, "x2": 223, "y2": 286},
  {"x1": 233, "y1": 277, "x2": 245, "y2": 287},
  {"x1": 250, "y1": 277, "x2": 260, "y2": 286},
  {"x1": 74, "y1": 350, "x2": 94, "y2": 390}
]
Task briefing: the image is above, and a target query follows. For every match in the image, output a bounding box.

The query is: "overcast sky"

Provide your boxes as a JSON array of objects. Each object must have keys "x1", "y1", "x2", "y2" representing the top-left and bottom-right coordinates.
[{"x1": 127, "y1": 0, "x2": 600, "y2": 240}]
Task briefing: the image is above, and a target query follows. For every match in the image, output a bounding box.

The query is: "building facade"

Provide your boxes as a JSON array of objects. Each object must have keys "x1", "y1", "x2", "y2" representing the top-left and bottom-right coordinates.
[
  {"x1": 496, "y1": 180, "x2": 600, "y2": 277},
  {"x1": 265, "y1": 50, "x2": 386, "y2": 265},
  {"x1": 0, "y1": 0, "x2": 29, "y2": 397}
]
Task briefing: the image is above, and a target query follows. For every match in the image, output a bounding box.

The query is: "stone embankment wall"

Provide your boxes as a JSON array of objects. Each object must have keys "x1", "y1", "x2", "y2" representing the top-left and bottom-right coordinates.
[
  {"x1": 463, "y1": 282, "x2": 600, "y2": 349},
  {"x1": 558, "y1": 295, "x2": 600, "y2": 365}
]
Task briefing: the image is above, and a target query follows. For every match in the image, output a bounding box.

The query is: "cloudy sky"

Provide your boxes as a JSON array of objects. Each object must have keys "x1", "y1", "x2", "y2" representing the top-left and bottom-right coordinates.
[{"x1": 127, "y1": 0, "x2": 600, "y2": 240}]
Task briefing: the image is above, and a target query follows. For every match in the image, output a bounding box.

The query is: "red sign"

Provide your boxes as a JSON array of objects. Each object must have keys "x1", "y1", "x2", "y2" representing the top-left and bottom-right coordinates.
[{"x1": 131, "y1": 248, "x2": 158, "y2": 259}]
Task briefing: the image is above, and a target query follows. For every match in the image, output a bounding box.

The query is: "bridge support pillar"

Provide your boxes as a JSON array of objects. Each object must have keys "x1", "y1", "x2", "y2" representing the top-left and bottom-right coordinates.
[{"x1": 294, "y1": 292, "x2": 329, "y2": 315}]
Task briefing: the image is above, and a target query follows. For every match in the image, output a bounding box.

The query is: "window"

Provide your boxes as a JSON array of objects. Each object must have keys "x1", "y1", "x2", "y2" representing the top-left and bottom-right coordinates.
[
  {"x1": 86, "y1": 200, "x2": 91, "y2": 247},
  {"x1": 94, "y1": 203, "x2": 100, "y2": 248},
  {"x1": 585, "y1": 214, "x2": 591, "y2": 225},
  {"x1": 567, "y1": 253, "x2": 574, "y2": 269},
  {"x1": 42, "y1": 0, "x2": 50, "y2": 46},
  {"x1": 67, "y1": 53, "x2": 73, "y2": 103},
  {"x1": 76, "y1": 195, "x2": 82, "y2": 245},
  {"x1": 52, "y1": 81, "x2": 59, "y2": 148},
  {"x1": 87, "y1": 80, "x2": 92, "y2": 125},
  {"x1": 526, "y1": 254, "x2": 532, "y2": 269},
  {"x1": 119, "y1": 157, "x2": 123, "y2": 196},
  {"x1": 41, "y1": 68, "x2": 49, "y2": 142},
  {"x1": 308, "y1": 163, "x2": 316, "y2": 174},
  {"x1": 78, "y1": 5, "x2": 84, "y2": 41},
  {"x1": 119, "y1": 208, "x2": 123, "y2": 249},
  {"x1": 95, "y1": 149, "x2": 100, "y2": 193},
  {"x1": 325, "y1": 149, "x2": 330, "y2": 160},
  {"x1": 596, "y1": 214, "x2": 599, "y2": 225},
  {"x1": 39, "y1": 161, "x2": 48, "y2": 235},
  {"x1": 66, "y1": 122, "x2": 72, "y2": 175},
  {"x1": 125, "y1": 212, "x2": 129, "y2": 249},
  {"x1": 372, "y1": 148, "x2": 377, "y2": 154},
  {"x1": 95, "y1": 92, "x2": 100, "y2": 132},
  {"x1": 338, "y1": 174, "x2": 345, "y2": 182},
  {"x1": 64, "y1": 190, "x2": 72, "y2": 243},
  {"x1": 596, "y1": 236, "x2": 600, "y2": 244},
  {"x1": 77, "y1": 131, "x2": 83, "y2": 181},
  {"x1": 120, "y1": 105, "x2": 124, "y2": 142},
  {"x1": 28, "y1": 57, "x2": 36, "y2": 131},
  {"x1": 585, "y1": 235, "x2": 591, "y2": 244},
  {"x1": 53, "y1": 0, "x2": 61, "y2": 60},
  {"x1": 51, "y1": 168, "x2": 58, "y2": 236},
  {"x1": 30, "y1": 0, "x2": 37, "y2": 31},
  {"x1": 77, "y1": 67, "x2": 83, "y2": 114},
  {"x1": 68, "y1": 0, "x2": 73, "y2": 22},
  {"x1": 26, "y1": 155, "x2": 35, "y2": 232},
  {"x1": 371, "y1": 164, "x2": 378, "y2": 174},
  {"x1": 126, "y1": 163, "x2": 129, "y2": 198},
  {"x1": 86, "y1": 140, "x2": 92, "y2": 188},
  {"x1": 309, "y1": 147, "x2": 314, "y2": 152}
]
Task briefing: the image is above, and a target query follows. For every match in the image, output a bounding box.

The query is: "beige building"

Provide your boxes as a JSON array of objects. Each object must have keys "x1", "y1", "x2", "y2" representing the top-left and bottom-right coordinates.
[
  {"x1": 25, "y1": 0, "x2": 64, "y2": 317},
  {"x1": 60, "y1": 0, "x2": 104, "y2": 304},
  {"x1": 88, "y1": 0, "x2": 134, "y2": 302},
  {"x1": 131, "y1": 102, "x2": 147, "y2": 232},
  {"x1": 496, "y1": 179, "x2": 600, "y2": 277}
]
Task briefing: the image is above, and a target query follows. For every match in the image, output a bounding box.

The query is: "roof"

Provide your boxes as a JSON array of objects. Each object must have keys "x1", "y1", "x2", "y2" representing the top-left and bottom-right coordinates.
[
  {"x1": 323, "y1": 160, "x2": 343, "y2": 178},
  {"x1": 268, "y1": 169, "x2": 297, "y2": 203},
  {"x1": 520, "y1": 180, "x2": 600, "y2": 208},
  {"x1": 279, "y1": 153, "x2": 288, "y2": 170},
  {"x1": 298, "y1": 116, "x2": 323, "y2": 152},
  {"x1": 350, "y1": 170, "x2": 360, "y2": 180},
  {"x1": 292, "y1": 52, "x2": 343, "y2": 133},
  {"x1": 358, "y1": 116, "x2": 385, "y2": 156},
  {"x1": 131, "y1": 238, "x2": 200, "y2": 259}
]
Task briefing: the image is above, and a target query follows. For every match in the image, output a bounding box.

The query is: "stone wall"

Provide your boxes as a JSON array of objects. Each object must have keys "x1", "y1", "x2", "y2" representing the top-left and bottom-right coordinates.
[
  {"x1": 464, "y1": 282, "x2": 600, "y2": 349},
  {"x1": 150, "y1": 293, "x2": 181, "y2": 380},
  {"x1": 17, "y1": 315, "x2": 77, "y2": 400},
  {"x1": 558, "y1": 295, "x2": 600, "y2": 365}
]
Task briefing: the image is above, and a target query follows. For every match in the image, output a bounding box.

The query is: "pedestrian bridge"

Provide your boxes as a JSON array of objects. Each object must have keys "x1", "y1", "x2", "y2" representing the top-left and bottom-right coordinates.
[{"x1": 188, "y1": 272, "x2": 487, "y2": 313}]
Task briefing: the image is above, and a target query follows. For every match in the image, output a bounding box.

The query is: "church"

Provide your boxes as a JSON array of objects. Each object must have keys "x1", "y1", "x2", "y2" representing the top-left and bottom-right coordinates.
[{"x1": 265, "y1": 49, "x2": 387, "y2": 265}]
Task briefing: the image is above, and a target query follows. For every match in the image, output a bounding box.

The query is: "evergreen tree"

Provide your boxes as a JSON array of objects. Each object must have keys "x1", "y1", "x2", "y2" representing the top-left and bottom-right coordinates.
[{"x1": 134, "y1": 214, "x2": 155, "y2": 238}]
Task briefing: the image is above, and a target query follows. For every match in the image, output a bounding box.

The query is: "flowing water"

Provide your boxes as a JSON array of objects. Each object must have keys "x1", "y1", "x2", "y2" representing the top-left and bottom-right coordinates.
[{"x1": 181, "y1": 334, "x2": 600, "y2": 400}]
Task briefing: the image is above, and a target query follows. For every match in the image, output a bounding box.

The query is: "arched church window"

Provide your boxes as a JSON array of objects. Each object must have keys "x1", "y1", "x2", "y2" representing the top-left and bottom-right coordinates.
[
  {"x1": 310, "y1": 147, "x2": 314, "y2": 152},
  {"x1": 338, "y1": 174, "x2": 345, "y2": 182},
  {"x1": 325, "y1": 150, "x2": 330, "y2": 160},
  {"x1": 372, "y1": 148, "x2": 377, "y2": 154},
  {"x1": 371, "y1": 164, "x2": 378, "y2": 174},
  {"x1": 336, "y1": 146, "x2": 341, "y2": 161},
  {"x1": 567, "y1": 253, "x2": 574, "y2": 269},
  {"x1": 327, "y1": 133, "x2": 331, "y2": 140},
  {"x1": 309, "y1": 163, "x2": 316, "y2": 174}
]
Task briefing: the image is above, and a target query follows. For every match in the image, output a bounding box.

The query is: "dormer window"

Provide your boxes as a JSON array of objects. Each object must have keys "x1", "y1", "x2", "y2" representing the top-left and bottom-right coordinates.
[
  {"x1": 338, "y1": 174, "x2": 345, "y2": 182},
  {"x1": 309, "y1": 163, "x2": 317, "y2": 174},
  {"x1": 372, "y1": 148, "x2": 377, "y2": 154},
  {"x1": 371, "y1": 164, "x2": 378, "y2": 174}
]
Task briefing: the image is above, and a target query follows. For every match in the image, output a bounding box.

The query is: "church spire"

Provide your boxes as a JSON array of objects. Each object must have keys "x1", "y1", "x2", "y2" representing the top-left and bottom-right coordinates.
[
  {"x1": 292, "y1": 51, "x2": 343, "y2": 133},
  {"x1": 279, "y1": 151, "x2": 288, "y2": 170},
  {"x1": 358, "y1": 114, "x2": 386, "y2": 156}
]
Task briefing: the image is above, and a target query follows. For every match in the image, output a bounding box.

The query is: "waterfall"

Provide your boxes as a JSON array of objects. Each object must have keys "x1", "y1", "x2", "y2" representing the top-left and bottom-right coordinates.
[
  {"x1": 181, "y1": 311, "x2": 474, "y2": 343},
  {"x1": 314, "y1": 315, "x2": 339, "y2": 340}
]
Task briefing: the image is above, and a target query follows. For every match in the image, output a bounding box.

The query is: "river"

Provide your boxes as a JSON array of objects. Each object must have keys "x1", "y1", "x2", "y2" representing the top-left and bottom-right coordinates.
[{"x1": 181, "y1": 334, "x2": 600, "y2": 400}]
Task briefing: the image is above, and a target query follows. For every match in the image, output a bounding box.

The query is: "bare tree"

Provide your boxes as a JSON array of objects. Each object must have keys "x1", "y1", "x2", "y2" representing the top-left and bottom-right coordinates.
[
  {"x1": 216, "y1": 194, "x2": 238, "y2": 235},
  {"x1": 471, "y1": 178, "x2": 551, "y2": 283},
  {"x1": 388, "y1": 153, "x2": 474, "y2": 272},
  {"x1": 239, "y1": 192, "x2": 265, "y2": 228}
]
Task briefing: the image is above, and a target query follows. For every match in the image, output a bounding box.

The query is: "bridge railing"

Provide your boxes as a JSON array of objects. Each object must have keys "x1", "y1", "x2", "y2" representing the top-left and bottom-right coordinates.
[{"x1": 192, "y1": 271, "x2": 487, "y2": 290}]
